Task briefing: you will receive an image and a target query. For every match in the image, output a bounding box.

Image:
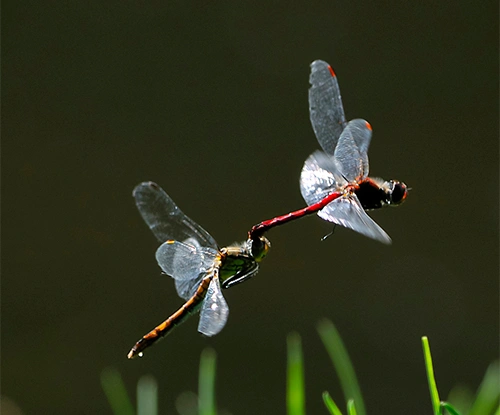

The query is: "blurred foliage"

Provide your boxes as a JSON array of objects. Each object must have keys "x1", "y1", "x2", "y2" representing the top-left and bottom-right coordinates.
[
  {"x1": 102, "y1": 320, "x2": 499, "y2": 414},
  {"x1": 287, "y1": 332, "x2": 306, "y2": 415},
  {"x1": 317, "y1": 319, "x2": 365, "y2": 415}
]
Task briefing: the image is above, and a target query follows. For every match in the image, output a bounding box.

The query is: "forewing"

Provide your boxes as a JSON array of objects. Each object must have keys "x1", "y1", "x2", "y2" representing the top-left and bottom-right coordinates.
[
  {"x1": 333, "y1": 119, "x2": 372, "y2": 182},
  {"x1": 197, "y1": 273, "x2": 229, "y2": 336},
  {"x1": 318, "y1": 194, "x2": 392, "y2": 244},
  {"x1": 156, "y1": 240, "x2": 219, "y2": 300},
  {"x1": 300, "y1": 151, "x2": 346, "y2": 206},
  {"x1": 133, "y1": 181, "x2": 218, "y2": 248},
  {"x1": 309, "y1": 60, "x2": 347, "y2": 155}
]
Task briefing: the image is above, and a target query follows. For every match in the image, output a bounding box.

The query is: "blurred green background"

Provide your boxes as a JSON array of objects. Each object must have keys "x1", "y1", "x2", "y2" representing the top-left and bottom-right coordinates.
[{"x1": 3, "y1": 1, "x2": 498, "y2": 414}]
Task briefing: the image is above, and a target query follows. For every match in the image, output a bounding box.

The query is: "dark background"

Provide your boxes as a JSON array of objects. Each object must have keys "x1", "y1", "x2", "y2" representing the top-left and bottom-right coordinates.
[{"x1": 3, "y1": 2, "x2": 498, "y2": 414}]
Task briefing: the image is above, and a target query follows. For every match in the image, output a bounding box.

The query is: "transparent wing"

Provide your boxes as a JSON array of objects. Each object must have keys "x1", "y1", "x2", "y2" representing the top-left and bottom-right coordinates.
[
  {"x1": 172, "y1": 237, "x2": 216, "y2": 300},
  {"x1": 333, "y1": 119, "x2": 372, "y2": 182},
  {"x1": 198, "y1": 272, "x2": 229, "y2": 336},
  {"x1": 309, "y1": 60, "x2": 347, "y2": 155},
  {"x1": 300, "y1": 151, "x2": 346, "y2": 206},
  {"x1": 156, "y1": 240, "x2": 219, "y2": 300},
  {"x1": 318, "y1": 194, "x2": 392, "y2": 244},
  {"x1": 133, "y1": 181, "x2": 218, "y2": 248}
]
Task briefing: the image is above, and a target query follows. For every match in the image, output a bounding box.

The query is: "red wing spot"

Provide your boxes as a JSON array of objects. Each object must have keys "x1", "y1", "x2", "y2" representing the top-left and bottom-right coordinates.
[
  {"x1": 327, "y1": 65, "x2": 336, "y2": 78},
  {"x1": 365, "y1": 121, "x2": 372, "y2": 131}
]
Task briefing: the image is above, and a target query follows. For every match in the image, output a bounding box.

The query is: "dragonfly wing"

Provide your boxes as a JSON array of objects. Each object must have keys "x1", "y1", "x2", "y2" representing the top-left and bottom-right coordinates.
[
  {"x1": 173, "y1": 237, "x2": 216, "y2": 300},
  {"x1": 198, "y1": 273, "x2": 229, "y2": 337},
  {"x1": 133, "y1": 181, "x2": 219, "y2": 248},
  {"x1": 318, "y1": 194, "x2": 392, "y2": 244},
  {"x1": 156, "y1": 240, "x2": 219, "y2": 300},
  {"x1": 309, "y1": 60, "x2": 347, "y2": 155},
  {"x1": 300, "y1": 150, "x2": 346, "y2": 206},
  {"x1": 333, "y1": 119, "x2": 372, "y2": 182}
]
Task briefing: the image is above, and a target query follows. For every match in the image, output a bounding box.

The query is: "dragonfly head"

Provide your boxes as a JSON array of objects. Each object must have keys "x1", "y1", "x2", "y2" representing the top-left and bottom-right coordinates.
[
  {"x1": 247, "y1": 236, "x2": 271, "y2": 262},
  {"x1": 385, "y1": 180, "x2": 408, "y2": 205}
]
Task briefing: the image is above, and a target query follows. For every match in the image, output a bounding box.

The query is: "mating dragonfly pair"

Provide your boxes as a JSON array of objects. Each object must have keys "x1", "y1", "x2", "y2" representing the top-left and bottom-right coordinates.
[{"x1": 127, "y1": 60, "x2": 408, "y2": 359}]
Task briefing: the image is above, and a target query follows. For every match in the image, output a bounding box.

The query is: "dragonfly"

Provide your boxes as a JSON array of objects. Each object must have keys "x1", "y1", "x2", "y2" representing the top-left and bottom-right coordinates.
[
  {"x1": 128, "y1": 181, "x2": 270, "y2": 359},
  {"x1": 250, "y1": 60, "x2": 407, "y2": 244}
]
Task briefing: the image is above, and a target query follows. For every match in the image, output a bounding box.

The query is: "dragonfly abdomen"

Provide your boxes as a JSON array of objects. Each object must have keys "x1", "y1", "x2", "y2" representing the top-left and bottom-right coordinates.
[
  {"x1": 127, "y1": 276, "x2": 212, "y2": 359},
  {"x1": 249, "y1": 190, "x2": 343, "y2": 239}
]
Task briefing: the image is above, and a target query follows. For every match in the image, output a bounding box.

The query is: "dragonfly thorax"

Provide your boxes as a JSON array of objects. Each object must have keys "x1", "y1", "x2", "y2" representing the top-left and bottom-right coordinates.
[
  {"x1": 355, "y1": 178, "x2": 408, "y2": 210},
  {"x1": 218, "y1": 236, "x2": 270, "y2": 289},
  {"x1": 219, "y1": 246, "x2": 259, "y2": 289}
]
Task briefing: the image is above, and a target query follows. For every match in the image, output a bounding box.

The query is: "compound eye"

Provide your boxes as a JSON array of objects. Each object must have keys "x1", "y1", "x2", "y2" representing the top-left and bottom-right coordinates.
[
  {"x1": 250, "y1": 236, "x2": 271, "y2": 262},
  {"x1": 390, "y1": 181, "x2": 408, "y2": 205}
]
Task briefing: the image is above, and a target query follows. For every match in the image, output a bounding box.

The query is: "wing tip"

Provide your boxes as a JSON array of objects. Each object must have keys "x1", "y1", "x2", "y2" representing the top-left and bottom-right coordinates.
[
  {"x1": 311, "y1": 59, "x2": 328, "y2": 67},
  {"x1": 310, "y1": 59, "x2": 336, "y2": 77},
  {"x1": 327, "y1": 65, "x2": 336, "y2": 77},
  {"x1": 380, "y1": 235, "x2": 393, "y2": 245},
  {"x1": 133, "y1": 181, "x2": 160, "y2": 197}
]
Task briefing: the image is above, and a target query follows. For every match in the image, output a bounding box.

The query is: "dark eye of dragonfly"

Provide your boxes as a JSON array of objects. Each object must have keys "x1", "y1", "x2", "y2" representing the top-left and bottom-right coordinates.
[
  {"x1": 388, "y1": 181, "x2": 408, "y2": 205},
  {"x1": 249, "y1": 236, "x2": 271, "y2": 262}
]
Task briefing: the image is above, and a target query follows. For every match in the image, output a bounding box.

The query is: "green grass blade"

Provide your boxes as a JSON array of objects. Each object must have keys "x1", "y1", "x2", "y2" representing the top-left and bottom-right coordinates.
[
  {"x1": 137, "y1": 375, "x2": 158, "y2": 415},
  {"x1": 346, "y1": 399, "x2": 358, "y2": 415},
  {"x1": 100, "y1": 367, "x2": 135, "y2": 415},
  {"x1": 317, "y1": 319, "x2": 366, "y2": 415},
  {"x1": 287, "y1": 332, "x2": 306, "y2": 415},
  {"x1": 322, "y1": 391, "x2": 343, "y2": 415},
  {"x1": 199, "y1": 347, "x2": 217, "y2": 415},
  {"x1": 422, "y1": 336, "x2": 441, "y2": 415},
  {"x1": 440, "y1": 402, "x2": 461, "y2": 415},
  {"x1": 468, "y1": 361, "x2": 500, "y2": 415}
]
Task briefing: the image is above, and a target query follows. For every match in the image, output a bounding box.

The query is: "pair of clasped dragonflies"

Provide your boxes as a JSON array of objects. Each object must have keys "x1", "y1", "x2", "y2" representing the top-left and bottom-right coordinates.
[{"x1": 127, "y1": 59, "x2": 408, "y2": 359}]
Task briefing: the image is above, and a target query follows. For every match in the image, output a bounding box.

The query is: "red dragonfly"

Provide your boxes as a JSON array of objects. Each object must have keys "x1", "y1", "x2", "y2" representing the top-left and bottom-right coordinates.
[{"x1": 250, "y1": 60, "x2": 408, "y2": 244}]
